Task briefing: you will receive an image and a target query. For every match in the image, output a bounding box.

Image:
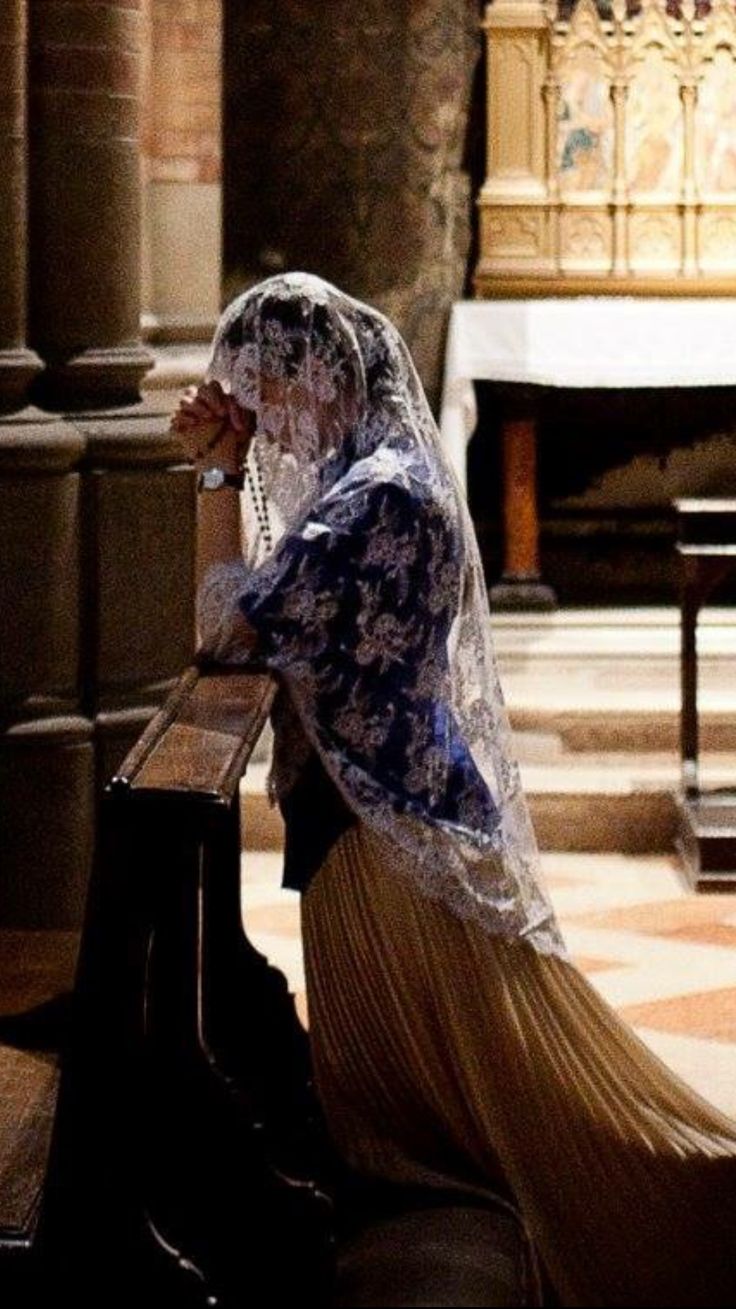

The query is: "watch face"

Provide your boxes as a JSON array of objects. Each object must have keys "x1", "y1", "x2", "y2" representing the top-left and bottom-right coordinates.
[{"x1": 203, "y1": 468, "x2": 226, "y2": 490}]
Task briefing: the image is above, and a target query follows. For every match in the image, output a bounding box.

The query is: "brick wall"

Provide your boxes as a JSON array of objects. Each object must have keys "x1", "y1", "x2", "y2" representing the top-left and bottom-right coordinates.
[
  {"x1": 141, "y1": 0, "x2": 222, "y2": 338},
  {"x1": 142, "y1": 0, "x2": 221, "y2": 185}
]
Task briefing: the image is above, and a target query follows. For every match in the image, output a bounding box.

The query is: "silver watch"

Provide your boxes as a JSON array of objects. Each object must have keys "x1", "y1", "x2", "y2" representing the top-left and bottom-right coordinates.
[{"x1": 197, "y1": 467, "x2": 245, "y2": 492}]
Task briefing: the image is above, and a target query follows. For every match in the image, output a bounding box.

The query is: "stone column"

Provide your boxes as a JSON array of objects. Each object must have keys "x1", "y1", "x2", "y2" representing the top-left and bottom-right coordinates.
[
  {"x1": 0, "y1": 421, "x2": 93, "y2": 929},
  {"x1": 26, "y1": 0, "x2": 197, "y2": 752},
  {"x1": 28, "y1": 0, "x2": 152, "y2": 408},
  {"x1": 0, "y1": 0, "x2": 42, "y2": 409},
  {"x1": 0, "y1": 0, "x2": 90, "y2": 936},
  {"x1": 224, "y1": 0, "x2": 482, "y2": 411},
  {"x1": 0, "y1": 408, "x2": 196, "y2": 934},
  {"x1": 1, "y1": 0, "x2": 197, "y2": 942}
]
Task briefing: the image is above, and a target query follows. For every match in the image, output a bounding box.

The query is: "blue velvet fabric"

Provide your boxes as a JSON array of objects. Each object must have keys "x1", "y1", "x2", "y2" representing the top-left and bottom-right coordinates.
[{"x1": 237, "y1": 474, "x2": 501, "y2": 849}]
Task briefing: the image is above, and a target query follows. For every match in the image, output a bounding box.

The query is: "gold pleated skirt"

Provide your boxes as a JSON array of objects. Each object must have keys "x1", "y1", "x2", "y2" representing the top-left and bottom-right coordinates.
[{"x1": 301, "y1": 822, "x2": 736, "y2": 1308}]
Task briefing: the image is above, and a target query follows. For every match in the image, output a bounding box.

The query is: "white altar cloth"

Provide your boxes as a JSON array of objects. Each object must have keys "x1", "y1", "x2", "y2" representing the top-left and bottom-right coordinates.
[{"x1": 439, "y1": 298, "x2": 736, "y2": 492}]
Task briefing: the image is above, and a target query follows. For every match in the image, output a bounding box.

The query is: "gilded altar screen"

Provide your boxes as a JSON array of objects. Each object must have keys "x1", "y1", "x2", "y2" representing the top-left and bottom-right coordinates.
[{"x1": 477, "y1": 0, "x2": 736, "y2": 293}]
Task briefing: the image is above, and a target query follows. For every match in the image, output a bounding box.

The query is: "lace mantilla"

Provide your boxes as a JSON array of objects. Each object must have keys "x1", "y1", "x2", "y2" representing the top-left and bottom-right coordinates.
[{"x1": 198, "y1": 273, "x2": 566, "y2": 961}]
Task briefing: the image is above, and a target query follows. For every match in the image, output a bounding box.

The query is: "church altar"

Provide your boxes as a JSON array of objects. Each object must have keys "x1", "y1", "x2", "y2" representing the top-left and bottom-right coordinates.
[
  {"x1": 477, "y1": 0, "x2": 736, "y2": 298},
  {"x1": 440, "y1": 297, "x2": 736, "y2": 607}
]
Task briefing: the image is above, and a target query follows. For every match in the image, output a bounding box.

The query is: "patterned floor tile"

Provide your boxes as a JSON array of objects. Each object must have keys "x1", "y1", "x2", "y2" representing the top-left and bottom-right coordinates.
[
  {"x1": 572, "y1": 896, "x2": 736, "y2": 944},
  {"x1": 573, "y1": 955, "x2": 627, "y2": 975},
  {"x1": 619, "y1": 988, "x2": 736, "y2": 1044}
]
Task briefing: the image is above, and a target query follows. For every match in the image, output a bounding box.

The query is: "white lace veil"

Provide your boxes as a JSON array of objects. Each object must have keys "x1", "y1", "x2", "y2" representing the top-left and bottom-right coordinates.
[{"x1": 203, "y1": 273, "x2": 564, "y2": 959}]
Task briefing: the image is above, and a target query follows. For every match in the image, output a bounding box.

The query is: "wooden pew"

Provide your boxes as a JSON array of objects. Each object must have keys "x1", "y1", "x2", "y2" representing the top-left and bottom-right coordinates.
[
  {"x1": 0, "y1": 929, "x2": 78, "y2": 1296},
  {"x1": 2, "y1": 664, "x2": 543, "y2": 1307},
  {"x1": 0, "y1": 1043, "x2": 59, "y2": 1298}
]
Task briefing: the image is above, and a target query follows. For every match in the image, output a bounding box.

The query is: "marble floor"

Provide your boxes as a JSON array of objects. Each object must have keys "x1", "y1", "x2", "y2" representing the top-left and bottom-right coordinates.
[{"x1": 242, "y1": 846, "x2": 736, "y2": 1120}]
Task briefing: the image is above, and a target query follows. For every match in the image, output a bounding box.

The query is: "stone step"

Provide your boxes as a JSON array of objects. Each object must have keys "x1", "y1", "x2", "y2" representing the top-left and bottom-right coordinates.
[
  {"x1": 508, "y1": 706, "x2": 736, "y2": 754},
  {"x1": 496, "y1": 606, "x2": 736, "y2": 753},
  {"x1": 491, "y1": 605, "x2": 736, "y2": 657},
  {"x1": 241, "y1": 754, "x2": 736, "y2": 855},
  {"x1": 522, "y1": 753, "x2": 704, "y2": 855}
]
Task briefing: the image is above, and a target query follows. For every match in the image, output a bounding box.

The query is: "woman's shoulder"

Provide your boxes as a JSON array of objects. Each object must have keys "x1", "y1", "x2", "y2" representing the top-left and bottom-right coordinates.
[{"x1": 326, "y1": 448, "x2": 443, "y2": 521}]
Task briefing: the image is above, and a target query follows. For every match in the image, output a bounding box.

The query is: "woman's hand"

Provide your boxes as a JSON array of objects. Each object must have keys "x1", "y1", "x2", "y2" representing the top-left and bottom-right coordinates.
[{"x1": 171, "y1": 380, "x2": 254, "y2": 472}]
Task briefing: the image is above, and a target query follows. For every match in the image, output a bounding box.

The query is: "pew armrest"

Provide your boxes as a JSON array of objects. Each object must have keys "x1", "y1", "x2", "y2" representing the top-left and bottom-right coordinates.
[{"x1": 109, "y1": 664, "x2": 276, "y2": 807}]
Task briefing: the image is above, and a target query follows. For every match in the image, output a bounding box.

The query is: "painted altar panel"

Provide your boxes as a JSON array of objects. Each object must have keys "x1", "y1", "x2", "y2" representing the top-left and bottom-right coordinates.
[
  {"x1": 557, "y1": 48, "x2": 614, "y2": 193},
  {"x1": 626, "y1": 49, "x2": 683, "y2": 196},
  {"x1": 477, "y1": 0, "x2": 736, "y2": 295},
  {"x1": 698, "y1": 47, "x2": 736, "y2": 193}
]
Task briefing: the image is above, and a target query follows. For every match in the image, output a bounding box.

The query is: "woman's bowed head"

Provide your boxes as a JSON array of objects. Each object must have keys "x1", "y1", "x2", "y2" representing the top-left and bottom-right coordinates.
[{"x1": 171, "y1": 276, "x2": 363, "y2": 479}]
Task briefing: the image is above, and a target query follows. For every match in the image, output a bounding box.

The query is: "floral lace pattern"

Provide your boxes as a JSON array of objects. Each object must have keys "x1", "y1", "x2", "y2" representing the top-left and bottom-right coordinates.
[{"x1": 199, "y1": 273, "x2": 566, "y2": 960}]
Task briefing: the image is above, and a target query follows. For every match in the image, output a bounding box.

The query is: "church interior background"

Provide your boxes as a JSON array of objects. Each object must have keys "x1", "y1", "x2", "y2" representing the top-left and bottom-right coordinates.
[{"x1": 3, "y1": 0, "x2": 736, "y2": 1292}]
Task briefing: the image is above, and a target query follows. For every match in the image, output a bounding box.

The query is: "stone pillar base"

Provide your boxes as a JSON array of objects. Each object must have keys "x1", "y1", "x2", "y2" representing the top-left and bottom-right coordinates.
[
  {"x1": 489, "y1": 577, "x2": 558, "y2": 612},
  {"x1": 32, "y1": 345, "x2": 154, "y2": 412}
]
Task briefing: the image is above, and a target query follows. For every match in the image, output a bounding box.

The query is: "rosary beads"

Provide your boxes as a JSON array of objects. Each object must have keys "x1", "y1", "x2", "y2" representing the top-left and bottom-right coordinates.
[{"x1": 244, "y1": 445, "x2": 274, "y2": 554}]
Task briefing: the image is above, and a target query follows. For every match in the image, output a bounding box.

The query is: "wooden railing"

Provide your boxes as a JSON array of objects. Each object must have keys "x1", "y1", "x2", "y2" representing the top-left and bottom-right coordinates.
[{"x1": 34, "y1": 665, "x2": 341, "y2": 1308}]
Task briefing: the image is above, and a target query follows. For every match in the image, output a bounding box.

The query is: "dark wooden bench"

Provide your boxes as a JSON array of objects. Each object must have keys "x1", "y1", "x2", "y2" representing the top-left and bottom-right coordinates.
[
  {"x1": 676, "y1": 499, "x2": 736, "y2": 889},
  {"x1": 0, "y1": 931, "x2": 78, "y2": 1298},
  {"x1": 1, "y1": 665, "x2": 544, "y2": 1308},
  {"x1": 0, "y1": 1044, "x2": 59, "y2": 1297}
]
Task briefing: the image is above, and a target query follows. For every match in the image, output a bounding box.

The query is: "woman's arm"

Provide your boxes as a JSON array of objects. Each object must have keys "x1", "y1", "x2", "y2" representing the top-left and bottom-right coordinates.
[
  {"x1": 195, "y1": 473, "x2": 243, "y2": 592},
  {"x1": 171, "y1": 379, "x2": 253, "y2": 587},
  {"x1": 171, "y1": 381, "x2": 259, "y2": 659}
]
